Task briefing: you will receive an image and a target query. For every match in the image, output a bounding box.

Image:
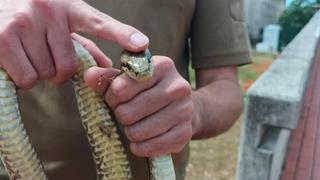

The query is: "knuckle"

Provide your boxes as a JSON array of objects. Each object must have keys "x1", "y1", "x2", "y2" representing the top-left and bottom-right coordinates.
[
  {"x1": 140, "y1": 144, "x2": 153, "y2": 157},
  {"x1": 56, "y1": 58, "x2": 79, "y2": 77},
  {"x1": 115, "y1": 105, "x2": 134, "y2": 125},
  {"x1": 158, "y1": 56, "x2": 175, "y2": 71},
  {"x1": 131, "y1": 143, "x2": 153, "y2": 157},
  {"x1": 125, "y1": 126, "x2": 144, "y2": 142},
  {"x1": 90, "y1": 11, "x2": 114, "y2": 36},
  {"x1": 173, "y1": 79, "x2": 192, "y2": 97},
  {"x1": 167, "y1": 80, "x2": 191, "y2": 101},
  {"x1": 11, "y1": 11, "x2": 32, "y2": 30},
  {"x1": 91, "y1": 10, "x2": 113, "y2": 24},
  {"x1": 30, "y1": 0, "x2": 49, "y2": 7},
  {"x1": 38, "y1": 67, "x2": 56, "y2": 80},
  {"x1": 110, "y1": 81, "x2": 129, "y2": 102},
  {"x1": 16, "y1": 70, "x2": 38, "y2": 89},
  {"x1": 30, "y1": 0, "x2": 54, "y2": 19}
]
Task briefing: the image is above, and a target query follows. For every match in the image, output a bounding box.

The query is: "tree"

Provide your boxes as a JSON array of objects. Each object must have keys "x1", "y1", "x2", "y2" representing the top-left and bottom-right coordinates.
[{"x1": 279, "y1": 0, "x2": 317, "y2": 50}]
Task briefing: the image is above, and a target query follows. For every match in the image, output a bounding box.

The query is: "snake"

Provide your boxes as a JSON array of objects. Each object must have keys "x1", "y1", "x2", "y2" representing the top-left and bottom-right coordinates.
[{"x1": 0, "y1": 41, "x2": 176, "y2": 180}]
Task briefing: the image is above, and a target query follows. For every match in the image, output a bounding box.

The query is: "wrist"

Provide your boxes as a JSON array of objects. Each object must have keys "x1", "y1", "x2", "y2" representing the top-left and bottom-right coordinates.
[{"x1": 190, "y1": 91, "x2": 203, "y2": 139}]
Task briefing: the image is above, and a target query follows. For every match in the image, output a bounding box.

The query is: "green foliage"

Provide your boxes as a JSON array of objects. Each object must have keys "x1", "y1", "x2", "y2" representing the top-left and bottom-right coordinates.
[
  {"x1": 252, "y1": 51, "x2": 278, "y2": 60},
  {"x1": 279, "y1": 0, "x2": 317, "y2": 50},
  {"x1": 188, "y1": 64, "x2": 196, "y2": 89},
  {"x1": 238, "y1": 67, "x2": 259, "y2": 82},
  {"x1": 279, "y1": 0, "x2": 316, "y2": 28}
]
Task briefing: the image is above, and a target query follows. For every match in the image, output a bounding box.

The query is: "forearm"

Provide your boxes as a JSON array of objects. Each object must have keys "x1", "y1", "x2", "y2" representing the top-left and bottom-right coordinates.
[{"x1": 191, "y1": 68, "x2": 244, "y2": 139}]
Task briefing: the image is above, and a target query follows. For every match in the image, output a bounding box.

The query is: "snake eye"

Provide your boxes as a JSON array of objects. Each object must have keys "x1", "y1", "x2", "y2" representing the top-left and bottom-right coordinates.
[{"x1": 145, "y1": 49, "x2": 152, "y2": 63}]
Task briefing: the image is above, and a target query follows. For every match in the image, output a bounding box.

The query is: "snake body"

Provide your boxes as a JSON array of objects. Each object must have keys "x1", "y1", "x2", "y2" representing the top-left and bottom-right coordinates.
[
  {"x1": 0, "y1": 41, "x2": 176, "y2": 180},
  {"x1": 0, "y1": 70, "x2": 47, "y2": 180}
]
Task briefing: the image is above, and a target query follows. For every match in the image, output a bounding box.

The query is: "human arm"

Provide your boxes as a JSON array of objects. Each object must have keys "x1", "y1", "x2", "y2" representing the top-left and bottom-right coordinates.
[
  {"x1": 192, "y1": 66, "x2": 243, "y2": 139},
  {"x1": 0, "y1": 0, "x2": 148, "y2": 88},
  {"x1": 190, "y1": 0, "x2": 250, "y2": 138}
]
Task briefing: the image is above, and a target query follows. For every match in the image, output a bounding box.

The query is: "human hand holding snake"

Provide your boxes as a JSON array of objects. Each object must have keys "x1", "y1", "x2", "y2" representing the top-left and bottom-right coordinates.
[{"x1": 85, "y1": 52, "x2": 194, "y2": 158}]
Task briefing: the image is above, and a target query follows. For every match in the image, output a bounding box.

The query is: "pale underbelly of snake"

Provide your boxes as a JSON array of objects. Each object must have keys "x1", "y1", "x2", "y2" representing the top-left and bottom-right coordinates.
[{"x1": 0, "y1": 41, "x2": 176, "y2": 180}]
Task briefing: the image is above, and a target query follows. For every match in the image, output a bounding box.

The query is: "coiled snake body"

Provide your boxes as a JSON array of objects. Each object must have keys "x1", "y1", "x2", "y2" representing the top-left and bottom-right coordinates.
[{"x1": 0, "y1": 41, "x2": 175, "y2": 180}]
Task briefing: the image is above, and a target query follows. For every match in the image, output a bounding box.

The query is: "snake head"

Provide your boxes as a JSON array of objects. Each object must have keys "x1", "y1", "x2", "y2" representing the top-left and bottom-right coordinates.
[{"x1": 120, "y1": 49, "x2": 154, "y2": 81}]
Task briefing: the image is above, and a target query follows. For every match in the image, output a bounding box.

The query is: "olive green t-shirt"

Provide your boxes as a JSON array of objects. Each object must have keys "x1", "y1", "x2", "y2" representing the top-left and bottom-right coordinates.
[{"x1": 0, "y1": 0, "x2": 251, "y2": 179}]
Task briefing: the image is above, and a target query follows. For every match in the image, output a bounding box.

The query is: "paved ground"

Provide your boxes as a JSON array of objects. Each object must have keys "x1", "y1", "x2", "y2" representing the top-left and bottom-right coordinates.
[{"x1": 185, "y1": 120, "x2": 242, "y2": 180}]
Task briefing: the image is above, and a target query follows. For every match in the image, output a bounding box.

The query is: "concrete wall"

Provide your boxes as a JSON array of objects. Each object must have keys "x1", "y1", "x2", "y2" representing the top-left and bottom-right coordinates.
[{"x1": 236, "y1": 11, "x2": 320, "y2": 180}]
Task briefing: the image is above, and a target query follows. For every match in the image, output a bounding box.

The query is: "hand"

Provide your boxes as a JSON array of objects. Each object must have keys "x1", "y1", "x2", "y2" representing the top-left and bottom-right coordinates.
[
  {"x1": 0, "y1": 0, "x2": 148, "y2": 88},
  {"x1": 85, "y1": 56, "x2": 193, "y2": 157}
]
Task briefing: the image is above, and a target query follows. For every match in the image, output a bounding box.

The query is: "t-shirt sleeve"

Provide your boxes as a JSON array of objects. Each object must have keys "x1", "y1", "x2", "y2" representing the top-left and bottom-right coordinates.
[{"x1": 191, "y1": 0, "x2": 252, "y2": 69}]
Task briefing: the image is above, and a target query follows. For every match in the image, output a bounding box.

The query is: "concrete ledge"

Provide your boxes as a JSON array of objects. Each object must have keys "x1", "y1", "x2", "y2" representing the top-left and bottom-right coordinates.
[
  {"x1": 248, "y1": 12, "x2": 320, "y2": 129},
  {"x1": 236, "y1": 11, "x2": 320, "y2": 180}
]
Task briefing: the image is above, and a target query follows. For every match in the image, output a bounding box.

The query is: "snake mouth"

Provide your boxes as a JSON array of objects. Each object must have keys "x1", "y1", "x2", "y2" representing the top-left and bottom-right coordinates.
[
  {"x1": 121, "y1": 62, "x2": 141, "y2": 78},
  {"x1": 120, "y1": 62, "x2": 133, "y2": 71}
]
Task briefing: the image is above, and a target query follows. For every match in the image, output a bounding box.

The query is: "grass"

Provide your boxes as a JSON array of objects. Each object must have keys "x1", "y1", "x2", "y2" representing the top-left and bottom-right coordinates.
[
  {"x1": 185, "y1": 51, "x2": 277, "y2": 180},
  {"x1": 186, "y1": 120, "x2": 242, "y2": 180}
]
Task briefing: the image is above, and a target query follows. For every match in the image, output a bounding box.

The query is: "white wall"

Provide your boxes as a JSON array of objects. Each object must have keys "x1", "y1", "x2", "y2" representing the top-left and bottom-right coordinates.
[{"x1": 245, "y1": 0, "x2": 286, "y2": 39}]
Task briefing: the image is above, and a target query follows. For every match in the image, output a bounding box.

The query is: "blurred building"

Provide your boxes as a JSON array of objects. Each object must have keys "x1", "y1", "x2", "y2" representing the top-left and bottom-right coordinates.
[{"x1": 245, "y1": 0, "x2": 286, "y2": 40}]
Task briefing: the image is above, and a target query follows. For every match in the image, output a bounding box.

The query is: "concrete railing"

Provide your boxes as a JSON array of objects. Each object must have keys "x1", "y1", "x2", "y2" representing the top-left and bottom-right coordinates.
[{"x1": 236, "y1": 11, "x2": 320, "y2": 180}]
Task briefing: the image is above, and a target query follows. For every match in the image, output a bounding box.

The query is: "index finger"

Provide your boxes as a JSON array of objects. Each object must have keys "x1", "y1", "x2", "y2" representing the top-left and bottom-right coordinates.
[{"x1": 67, "y1": 1, "x2": 149, "y2": 52}]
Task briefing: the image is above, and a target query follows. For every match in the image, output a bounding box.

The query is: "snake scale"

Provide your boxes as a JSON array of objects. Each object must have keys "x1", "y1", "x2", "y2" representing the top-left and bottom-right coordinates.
[{"x1": 0, "y1": 41, "x2": 176, "y2": 180}]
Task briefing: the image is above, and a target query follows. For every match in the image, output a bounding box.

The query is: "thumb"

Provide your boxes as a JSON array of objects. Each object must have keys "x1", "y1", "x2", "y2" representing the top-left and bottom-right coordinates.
[
  {"x1": 67, "y1": 0, "x2": 149, "y2": 52},
  {"x1": 84, "y1": 67, "x2": 120, "y2": 93}
]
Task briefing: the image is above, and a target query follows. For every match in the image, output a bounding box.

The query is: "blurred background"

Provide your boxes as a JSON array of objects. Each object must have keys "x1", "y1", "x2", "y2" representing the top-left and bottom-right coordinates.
[{"x1": 185, "y1": 0, "x2": 319, "y2": 179}]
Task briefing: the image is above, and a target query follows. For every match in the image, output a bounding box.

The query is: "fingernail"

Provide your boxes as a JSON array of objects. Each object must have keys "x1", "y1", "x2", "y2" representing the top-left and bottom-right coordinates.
[{"x1": 129, "y1": 32, "x2": 149, "y2": 48}]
